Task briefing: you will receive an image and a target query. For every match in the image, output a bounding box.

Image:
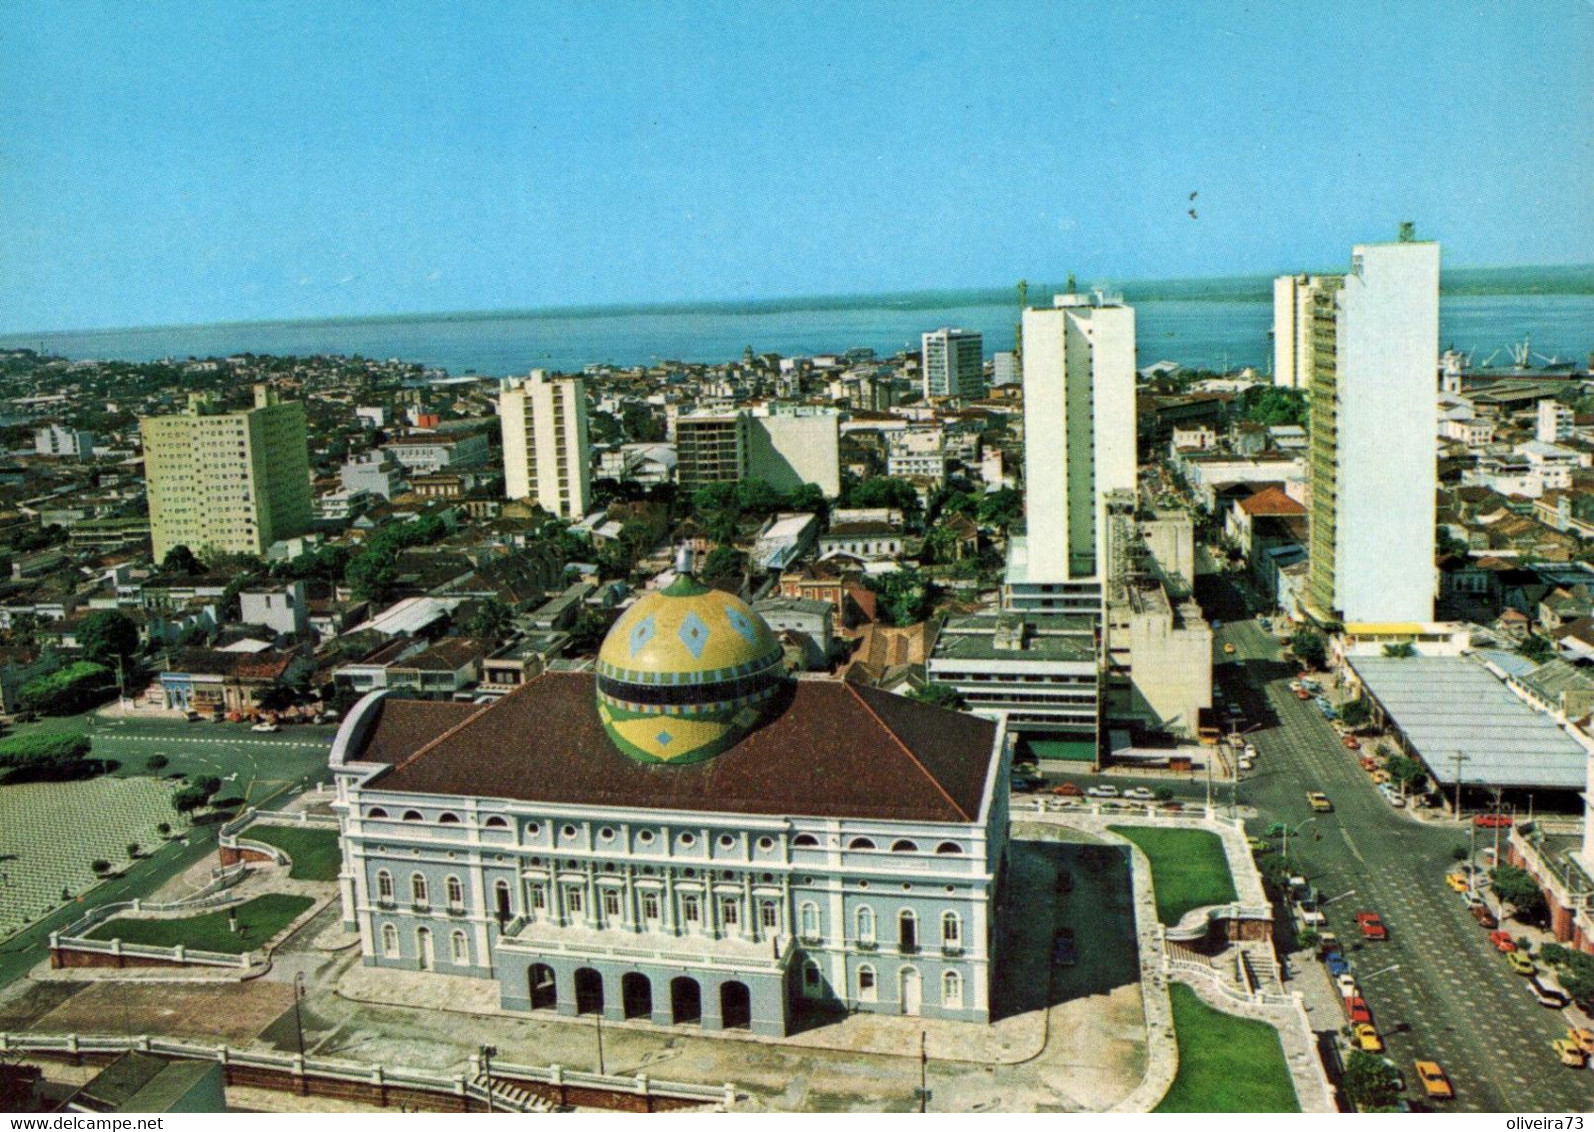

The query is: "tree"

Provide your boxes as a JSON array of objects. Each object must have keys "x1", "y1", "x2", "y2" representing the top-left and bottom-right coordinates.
[
  {"x1": 78, "y1": 610, "x2": 139, "y2": 668},
  {"x1": 864, "y1": 569, "x2": 932, "y2": 627},
  {"x1": 1385, "y1": 755, "x2": 1428, "y2": 794},
  {"x1": 1239, "y1": 386, "x2": 1308, "y2": 427},
  {"x1": 702, "y1": 545, "x2": 744, "y2": 582},
  {"x1": 1338, "y1": 698, "x2": 1372, "y2": 728},
  {"x1": 91, "y1": 859, "x2": 111, "y2": 876},
  {"x1": 19, "y1": 662, "x2": 115, "y2": 716},
  {"x1": 345, "y1": 553, "x2": 397, "y2": 604},
  {"x1": 1382, "y1": 641, "x2": 1416, "y2": 658},
  {"x1": 146, "y1": 755, "x2": 169, "y2": 771},
  {"x1": 909, "y1": 682, "x2": 965, "y2": 711},
  {"x1": 1518, "y1": 634, "x2": 1556, "y2": 665},
  {"x1": 1287, "y1": 628, "x2": 1327, "y2": 670},
  {"x1": 160, "y1": 544, "x2": 205, "y2": 576},
  {"x1": 1341, "y1": 1050, "x2": 1404, "y2": 1110},
  {"x1": 1491, "y1": 864, "x2": 1547, "y2": 921},
  {"x1": 465, "y1": 598, "x2": 515, "y2": 644},
  {"x1": 975, "y1": 487, "x2": 1023, "y2": 532},
  {"x1": 126, "y1": 842, "x2": 140, "y2": 860},
  {"x1": 156, "y1": 822, "x2": 171, "y2": 838}
]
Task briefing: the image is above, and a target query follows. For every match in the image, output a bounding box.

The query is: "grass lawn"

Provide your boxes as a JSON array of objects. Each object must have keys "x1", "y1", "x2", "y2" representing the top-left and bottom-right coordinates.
[
  {"x1": 88, "y1": 893, "x2": 314, "y2": 953},
  {"x1": 1156, "y1": 984, "x2": 1300, "y2": 1113},
  {"x1": 242, "y1": 825, "x2": 342, "y2": 882},
  {"x1": 1109, "y1": 826, "x2": 1238, "y2": 926}
]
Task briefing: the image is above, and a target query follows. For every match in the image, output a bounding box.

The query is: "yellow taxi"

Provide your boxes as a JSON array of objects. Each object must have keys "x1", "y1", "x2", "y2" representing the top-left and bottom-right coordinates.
[
  {"x1": 1413, "y1": 1061, "x2": 1453, "y2": 1101},
  {"x1": 1352, "y1": 1024, "x2": 1383, "y2": 1053},
  {"x1": 1444, "y1": 873, "x2": 1469, "y2": 893},
  {"x1": 1568, "y1": 1027, "x2": 1594, "y2": 1056},
  {"x1": 1552, "y1": 1038, "x2": 1588, "y2": 1068},
  {"x1": 1506, "y1": 951, "x2": 1537, "y2": 977}
]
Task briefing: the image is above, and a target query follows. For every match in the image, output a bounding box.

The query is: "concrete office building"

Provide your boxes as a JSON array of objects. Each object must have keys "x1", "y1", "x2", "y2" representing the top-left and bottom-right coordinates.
[
  {"x1": 500, "y1": 370, "x2": 593, "y2": 520},
  {"x1": 992, "y1": 351, "x2": 1020, "y2": 387},
  {"x1": 141, "y1": 386, "x2": 312, "y2": 561},
  {"x1": 676, "y1": 410, "x2": 840, "y2": 497},
  {"x1": 1005, "y1": 292, "x2": 1137, "y2": 612},
  {"x1": 1272, "y1": 274, "x2": 1327, "y2": 390},
  {"x1": 1305, "y1": 239, "x2": 1440, "y2": 624},
  {"x1": 922, "y1": 328, "x2": 984, "y2": 400},
  {"x1": 34, "y1": 424, "x2": 95, "y2": 459}
]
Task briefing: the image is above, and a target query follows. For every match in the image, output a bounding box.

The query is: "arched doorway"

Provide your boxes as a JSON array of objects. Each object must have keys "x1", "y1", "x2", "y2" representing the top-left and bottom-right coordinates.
[
  {"x1": 621, "y1": 972, "x2": 653, "y2": 1020},
  {"x1": 670, "y1": 976, "x2": 701, "y2": 1025},
  {"x1": 574, "y1": 967, "x2": 604, "y2": 1015},
  {"x1": 528, "y1": 964, "x2": 557, "y2": 1011},
  {"x1": 720, "y1": 981, "x2": 751, "y2": 1030},
  {"x1": 899, "y1": 967, "x2": 922, "y2": 1016},
  {"x1": 415, "y1": 927, "x2": 433, "y2": 971}
]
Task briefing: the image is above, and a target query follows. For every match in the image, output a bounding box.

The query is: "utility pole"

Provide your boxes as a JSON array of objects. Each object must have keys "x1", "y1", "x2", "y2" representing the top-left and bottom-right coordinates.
[
  {"x1": 1490, "y1": 787, "x2": 1505, "y2": 866},
  {"x1": 479, "y1": 1044, "x2": 497, "y2": 1114},
  {"x1": 1449, "y1": 752, "x2": 1468, "y2": 818},
  {"x1": 917, "y1": 1029, "x2": 929, "y2": 1112},
  {"x1": 292, "y1": 971, "x2": 305, "y2": 1058}
]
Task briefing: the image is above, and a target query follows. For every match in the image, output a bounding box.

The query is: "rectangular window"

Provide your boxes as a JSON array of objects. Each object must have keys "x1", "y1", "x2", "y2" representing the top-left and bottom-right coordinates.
[
  {"x1": 760, "y1": 901, "x2": 779, "y2": 929},
  {"x1": 682, "y1": 894, "x2": 700, "y2": 923},
  {"x1": 602, "y1": 889, "x2": 621, "y2": 917},
  {"x1": 721, "y1": 898, "x2": 740, "y2": 927},
  {"x1": 642, "y1": 892, "x2": 660, "y2": 920},
  {"x1": 565, "y1": 887, "x2": 584, "y2": 915}
]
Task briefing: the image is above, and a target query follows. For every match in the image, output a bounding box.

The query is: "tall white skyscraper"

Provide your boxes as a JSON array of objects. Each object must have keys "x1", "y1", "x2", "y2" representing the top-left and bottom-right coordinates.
[
  {"x1": 921, "y1": 327, "x2": 984, "y2": 399},
  {"x1": 499, "y1": 370, "x2": 592, "y2": 520},
  {"x1": 1015, "y1": 293, "x2": 1137, "y2": 587},
  {"x1": 1306, "y1": 239, "x2": 1440, "y2": 624},
  {"x1": 1272, "y1": 273, "x2": 1325, "y2": 389}
]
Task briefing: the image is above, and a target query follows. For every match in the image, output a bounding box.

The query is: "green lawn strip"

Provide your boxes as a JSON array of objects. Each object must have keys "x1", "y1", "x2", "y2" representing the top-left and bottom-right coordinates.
[
  {"x1": 241, "y1": 825, "x2": 342, "y2": 881},
  {"x1": 1156, "y1": 984, "x2": 1300, "y2": 1113},
  {"x1": 1109, "y1": 826, "x2": 1238, "y2": 926},
  {"x1": 87, "y1": 894, "x2": 314, "y2": 953}
]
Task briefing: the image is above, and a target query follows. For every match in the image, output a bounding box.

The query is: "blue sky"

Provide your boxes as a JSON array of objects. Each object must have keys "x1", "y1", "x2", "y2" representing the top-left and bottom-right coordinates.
[{"x1": 1, "y1": 1, "x2": 1590, "y2": 332}]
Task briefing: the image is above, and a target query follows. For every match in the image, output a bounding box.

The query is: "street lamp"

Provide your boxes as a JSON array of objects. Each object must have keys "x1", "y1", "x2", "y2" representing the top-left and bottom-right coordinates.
[
  {"x1": 595, "y1": 1012, "x2": 606, "y2": 1076},
  {"x1": 479, "y1": 1044, "x2": 497, "y2": 1114},
  {"x1": 292, "y1": 971, "x2": 306, "y2": 1059}
]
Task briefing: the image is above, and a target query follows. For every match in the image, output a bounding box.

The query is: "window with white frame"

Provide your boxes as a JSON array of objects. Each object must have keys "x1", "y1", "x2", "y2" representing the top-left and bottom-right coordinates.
[
  {"x1": 800, "y1": 902, "x2": 820, "y2": 941},
  {"x1": 942, "y1": 911, "x2": 961, "y2": 947},
  {"x1": 641, "y1": 892, "x2": 661, "y2": 921},
  {"x1": 381, "y1": 923, "x2": 398, "y2": 956},
  {"x1": 721, "y1": 897, "x2": 740, "y2": 927},
  {"x1": 565, "y1": 886, "x2": 584, "y2": 915},
  {"x1": 760, "y1": 900, "x2": 779, "y2": 930},
  {"x1": 602, "y1": 888, "x2": 621, "y2": 918},
  {"x1": 446, "y1": 875, "x2": 464, "y2": 909},
  {"x1": 376, "y1": 870, "x2": 393, "y2": 902},
  {"x1": 858, "y1": 965, "x2": 878, "y2": 1001},
  {"x1": 451, "y1": 931, "x2": 468, "y2": 963},
  {"x1": 681, "y1": 894, "x2": 700, "y2": 923},
  {"x1": 411, "y1": 873, "x2": 428, "y2": 906},
  {"x1": 942, "y1": 970, "x2": 964, "y2": 1008},
  {"x1": 530, "y1": 883, "x2": 547, "y2": 910},
  {"x1": 856, "y1": 904, "x2": 876, "y2": 944}
]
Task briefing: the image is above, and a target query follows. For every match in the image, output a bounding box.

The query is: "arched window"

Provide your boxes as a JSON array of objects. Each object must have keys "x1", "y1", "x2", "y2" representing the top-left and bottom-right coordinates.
[
  {"x1": 800, "y1": 902, "x2": 820, "y2": 942},
  {"x1": 375, "y1": 870, "x2": 393, "y2": 902},
  {"x1": 411, "y1": 873, "x2": 428, "y2": 906},
  {"x1": 935, "y1": 841, "x2": 963, "y2": 855},
  {"x1": 367, "y1": 807, "x2": 388, "y2": 819},
  {"x1": 380, "y1": 923, "x2": 398, "y2": 957},
  {"x1": 898, "y1": 909, "x2": 918, "y2": 952},
  {"x1": 792, "y1": 833, "x2": 819, "y2": 848},
  {"x1": 401, "y1": 810, "x2": 423, "y2": 822},
  {"x1": 856, "y1": 905, "x2": 876, "y2": 944},
  {"x1": 858, "y1": 965, "x2": 878, "y2": 1001},
  {"x1": 451, "y1": 931, "x2": 469, "y2": 964},
  {"x1": 484, "y1": 815, "x2": 509, "y2": 828},
  {"x1": 890, "y1": 839, "x2": 918, "y2": 853},
  {"x1": 941, "y1": 911, "x2": 961, "y2": 947},
  {"x1": 802, "y1": 960, "x2": 821, "y2": 994},
  {"x1": 942, "y1": 970, "x2": 963, "y2": 1008},
  {"x1": 446, "y1": 875, "x2": 464, "y2": 908},
  {"x1": 437, "y1": 812, "x2": 461, "y2": 824},
  {"x1": 847, "y1": 837, "x2": 876, "y2": 850}
]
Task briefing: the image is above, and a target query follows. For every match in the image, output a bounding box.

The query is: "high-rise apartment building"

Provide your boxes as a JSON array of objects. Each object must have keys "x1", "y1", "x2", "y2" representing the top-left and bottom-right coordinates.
[
  {"x1": 499, "y1": 370, "x2": 592, "y2": 520},
  {"x1": 142, "y1": 386, "x2": 313, "y2": 561},
  {"x1": 675, "y1": 409, "x2": 840, "y2": 497},
  {"x1": 921, "y1": 328, "x2": 984, "y2": 400},
  {"x1": 1272, "y1": 274, "x2": 1326, "y2": 389},
  {"x1": 1008, "y1": 293, "x2": 1136, "y2": 607},
  {"x1": 1305, "y1": 240, "x2": 1440, "y2": 624}
]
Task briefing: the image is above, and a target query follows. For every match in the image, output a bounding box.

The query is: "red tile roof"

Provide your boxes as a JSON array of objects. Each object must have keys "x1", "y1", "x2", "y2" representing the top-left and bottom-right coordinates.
[
  {"x1": 361, "y1": 673, "x2": 996, "y2": 824},
  {"x1": 1238, "y1": 485, "x2": 1307, "y2": 517}
]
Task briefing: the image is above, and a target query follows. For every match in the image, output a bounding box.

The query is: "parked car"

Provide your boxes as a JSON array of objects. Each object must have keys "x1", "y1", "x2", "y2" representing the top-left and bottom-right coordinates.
[
  {"x1": 1507, "y1": 951, "x2": 1537, "y2": 976},
  {"x1": 1288, "y1": 679, "x2": 1302, "y2": 692},
  {"x1": 1531, "y1": 979, "x2": 1571, "y2": 1009},
  {"x1": 1360, "y1": 756, "x2": 1378, "y2": 771},
  {"x1": 1123, "y1": 787, "x2": 1156, "y2": 801},
  {"x1": 1355, "y1": 912, "x2": 1388, "y2": 940},
  {"x1": 250, "y1": 721, "x2": 280, "y2": 733},
  {"x1": 1470, "y1": 903, "x2": 1498, "y2": 929},
  {"x1": 1296, "y1": 687, "x2": 1312, "y2": 700},
  {"x1": 1567, "y1": 1027, "x2": 1594, "y2": 1055},
  {"x1": 1461, "y1": 891, "x2": 1485, "y2": 909},
  {"x1": 1325, "y1": 954, "x2": 1351, "y2": 978},
  {"x1": 1085, "y1": 785, "x2": 1120, "y2": 799},
  {"x1": 1351, "y1": 1024, "x2": 1383, "y2": 1053},
  {"x1": 1413, "y1": 1061, "x2": 1453, "y2": 1101},
  {"x1": 1345, "y1": 996, "x2": 1373, "y2": 1025},
  {"x1": 1335, "y1": 973, "x2": 1359, "y2": 997},
  {"x1": 1551, "y1": 1038, "x2": 1588, "y2": 1068},
  {"x1": 1474, "y1": 813, "x2": 1513, "y2": 829},
  {"x1": 1243, "y1": 743, "x2": 1258, "y2": 760},
  {"x1": 1488, "y1": 930, "x2": 1516, "y2": 952},
  {"x1": 1445, "y1": 873, "x2": 1469, "y2": 894},
  {"x1": 1052, "y1": 782, "x2": 1084, "y2": 797},
  {"x1": 1342, "y1": 735, "x2": 1360, "y2": 750},
  {"x1": 1371, "y1": 769, "x2": 1391, "y2": 784}
]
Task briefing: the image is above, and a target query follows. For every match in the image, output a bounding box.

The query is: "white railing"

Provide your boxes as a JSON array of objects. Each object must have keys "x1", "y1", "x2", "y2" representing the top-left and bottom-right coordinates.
[
  {"x1": 0, "y1": 1032, "x2": 735, "y2": 1109},
  {"x1": 46, "y1": 933, "x2": 254, "y2": 969}
]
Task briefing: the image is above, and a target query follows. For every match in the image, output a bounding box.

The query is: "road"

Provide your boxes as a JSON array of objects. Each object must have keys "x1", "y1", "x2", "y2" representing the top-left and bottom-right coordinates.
[
  {"x1": 1203, "y1": 573, "x2": 1594, "y2": 1112},
  {"x1": 0, "y1": 715, "x2": 336, "y2": 991}
]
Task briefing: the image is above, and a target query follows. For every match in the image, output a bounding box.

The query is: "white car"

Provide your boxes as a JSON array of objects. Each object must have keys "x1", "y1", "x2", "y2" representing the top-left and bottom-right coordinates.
[
  {"x1": 1336, "y1": 973, "x2": 1359, "y2": 997},
  {"x1": 1244, "y1": 743, "x2": 1258, "y2": 760},
  {"x1": 1288, "y1": 679, "x2": 1302, "y2": 693},
  {"x1": 1238, "y1": 758, "x2": 1255, "y2": 772},
  {"x1": 250, "y1": 721, "x2": 280, "y2": 733},
  {"x1": 1123, "y1": 787, "x2": 1156, "y2": 801},
  {"x1": 1086, "y1": 785, "x2": 1121, "y2": 799}
]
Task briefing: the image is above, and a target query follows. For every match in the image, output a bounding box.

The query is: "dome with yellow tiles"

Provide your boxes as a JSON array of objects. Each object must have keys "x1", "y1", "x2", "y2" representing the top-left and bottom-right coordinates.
[{"x1": 595, "y1": 567, "x2": 786, "y2": 765}]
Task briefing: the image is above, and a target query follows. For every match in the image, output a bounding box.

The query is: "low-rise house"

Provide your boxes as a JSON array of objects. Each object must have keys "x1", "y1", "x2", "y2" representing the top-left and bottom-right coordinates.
[
  {"x1": 752, "y1": 595, "x2": 834, "y2": 668},
  {"x1": 819, "y1": 521, "x2": 903, "y2": 560},
  {"x1": 239, "y1": 580, "x2": 309, "y2": 638},
  {"x1": 157, "y1": 648, "x2": 304, "y2": 715},
  {"x1": 381, "y1": 637, "x2": 487, "y2": 696},
  {"x1": 750, "y1": 512, "x2": 818, "y2": 572}
]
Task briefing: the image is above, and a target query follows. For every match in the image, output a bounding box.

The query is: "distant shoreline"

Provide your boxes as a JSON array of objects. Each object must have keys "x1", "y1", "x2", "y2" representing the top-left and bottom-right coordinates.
[{"x1": 3, "y1": 263, "x2": 1591, "y2": 344}]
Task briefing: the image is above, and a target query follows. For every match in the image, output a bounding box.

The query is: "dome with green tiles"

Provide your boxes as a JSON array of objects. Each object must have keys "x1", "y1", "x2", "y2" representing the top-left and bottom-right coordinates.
[{"x1": 595, "y1": 567, "x2": 786, "y2": 764}]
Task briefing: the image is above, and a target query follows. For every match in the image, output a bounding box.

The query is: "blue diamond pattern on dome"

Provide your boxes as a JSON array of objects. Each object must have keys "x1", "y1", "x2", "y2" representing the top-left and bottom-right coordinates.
[
  {"x1": 677, "y1": 610, "x2": 710, "y2": 659},
  {"x1": 628, "y1": 615, "x2": 657, "y2": 657},
  {"x1": 656, "y1": 729, "x2": 674, "y2": 747},
  {"x1": 725, "y1": 607, "x2": 760, "y2": 644}
]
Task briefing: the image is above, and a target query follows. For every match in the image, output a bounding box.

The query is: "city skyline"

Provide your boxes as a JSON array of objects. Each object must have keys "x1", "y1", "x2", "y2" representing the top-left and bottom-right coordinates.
[{"x1": 2, "y1": 2, "x2": 1591, "y2": 335}]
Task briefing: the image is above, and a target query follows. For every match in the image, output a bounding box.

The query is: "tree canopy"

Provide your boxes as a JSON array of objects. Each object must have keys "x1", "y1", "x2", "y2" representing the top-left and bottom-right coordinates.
[
  {"x1": 160, "y1": 544, "x2": 205, "y2": 576},
  {"x1": 864, "y1": 568, "x2": 932, "y2": 627},
  {"x1": 78, "y1": 610, "x2": 139, "y2": 667},
  {"x1": 1341, "y1": 1051, "x2": 1403, "y2": 1111},
  {"x1": 1239, "y1": 385, "x2": 1308, "y2": 427},
  {"x1": 1287, "y1": 627, "x2": 1328, "y2": 670}
]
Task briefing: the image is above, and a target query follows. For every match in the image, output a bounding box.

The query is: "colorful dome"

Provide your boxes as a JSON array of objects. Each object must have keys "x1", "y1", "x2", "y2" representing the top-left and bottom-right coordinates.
[{"x1": 595, "y1": 571, "x2": 786, "y2": 764}]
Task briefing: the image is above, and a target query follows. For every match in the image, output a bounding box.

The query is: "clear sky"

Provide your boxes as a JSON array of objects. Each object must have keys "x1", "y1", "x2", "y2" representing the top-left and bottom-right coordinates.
[{"x1": 1, "y1": 1, "x2": 1590, "y2": 333}]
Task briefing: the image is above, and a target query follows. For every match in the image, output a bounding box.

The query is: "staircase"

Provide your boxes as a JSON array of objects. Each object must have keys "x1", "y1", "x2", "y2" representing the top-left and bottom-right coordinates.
[{"x1": 476, "y1": 1074, "x2": 555, "y2": 1113}]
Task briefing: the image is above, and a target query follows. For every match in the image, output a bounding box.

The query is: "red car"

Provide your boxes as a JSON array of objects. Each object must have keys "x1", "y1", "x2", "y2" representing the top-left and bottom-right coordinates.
[
  {"x1": 1356, "y1": 912, "x2": 1388, "y2": 940},
  {"x1": 1296, "y1": 687, "x2": 1312, "y2": 700},
  {"x1": 1052, "y1": 782, "x2": 1083, "y2": 797},
  {"x1": 1489, "y1": 930, "x2": 1517, "y2": 953},
  {"x1": 1474, "y1": 814, "x2": 1513, "y2": 829},
  {"x1": 1345, "y1": 995, "x2": 1374, "y2": 1025},
  {"x1": 1342, "y1": 736, "x2": 1360, "y2": 750}
]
